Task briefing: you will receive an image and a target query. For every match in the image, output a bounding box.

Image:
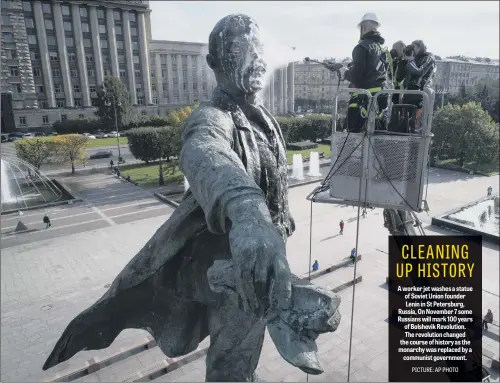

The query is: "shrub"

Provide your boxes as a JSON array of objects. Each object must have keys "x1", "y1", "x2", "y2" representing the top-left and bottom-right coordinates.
[{"x1": 276, "y1": 114, "x2": 332, "y2": 144}]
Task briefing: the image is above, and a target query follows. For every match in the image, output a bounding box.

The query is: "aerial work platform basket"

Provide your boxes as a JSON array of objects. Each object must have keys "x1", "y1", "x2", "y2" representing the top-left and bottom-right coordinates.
[{"x1": 308, "y1": 88, "x2": 435, "y2": 212}]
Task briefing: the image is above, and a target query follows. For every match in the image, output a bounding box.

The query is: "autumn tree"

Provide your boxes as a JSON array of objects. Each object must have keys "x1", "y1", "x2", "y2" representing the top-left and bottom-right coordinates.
[
  {"x1": 53, "y1": 134, "x2": 90, "y2": 175},
  {"x1": 14, "y1": 137, "x2": 58, "y2": 171}
]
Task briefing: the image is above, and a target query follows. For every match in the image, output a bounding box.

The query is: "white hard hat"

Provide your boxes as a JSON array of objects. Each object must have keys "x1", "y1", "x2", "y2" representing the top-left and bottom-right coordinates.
[{"x1": 358, "y1": 13, "x2": 380, "y2": 27}]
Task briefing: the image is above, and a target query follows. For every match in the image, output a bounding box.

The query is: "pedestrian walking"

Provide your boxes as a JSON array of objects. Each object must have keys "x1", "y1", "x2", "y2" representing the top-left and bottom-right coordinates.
[
  {"x1": 362, "y1": 208, "x2": 367, "y2": 218},
  {"x1": 110, "y1": 159, "x2": 114, "y2": 169},
  {"x1": 43, "y1": 214, "x2": 51, "y2": 229},
  {"x1": 339, "y1": 219, "x2": 344, "y2": 234},
  {"x1": 312, "y1": 260, "x2": 319, "y2": 271},
  {"x1": 487, "y1": 186, "x2": 492, "y2": 196},
  {"x1": 483, "y1": 309, "x2": 493, "y2": 330},
  {"x1": 350, "y1": 248, "x2": 357, "y2": 264}
]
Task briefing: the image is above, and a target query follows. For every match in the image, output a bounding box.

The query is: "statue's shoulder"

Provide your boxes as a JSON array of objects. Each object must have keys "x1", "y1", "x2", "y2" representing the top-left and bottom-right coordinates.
[{"x1": 186, "y1": 101, "x2": 233, "y2": 126}]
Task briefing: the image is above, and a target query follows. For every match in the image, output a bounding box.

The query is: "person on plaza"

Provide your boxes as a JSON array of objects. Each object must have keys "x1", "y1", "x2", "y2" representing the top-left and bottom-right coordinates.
[
  {"x1": 342, "y1": 13, "x2": 389, "y2": 133},
  {"x1": 403, "y1": 40, "x2": 436, "y2": 131},
  {"x1": 350, "y1": 248, "x2": 357, "y2": 264},
  {"x1": 339, "y1": 219, "x2": 345, "y2": 234},
  {"x1": 43, "y1": 214, "x2": 51, "y2": 229},
  {"x1": 362, "y1": 208, "x2": 367, "y2": 218},
  {"x1": 109, "y1": 159, "x2": 114, "y2": 169},
  {"x1": 487, "y1": 186, "x2": 492, "y2": 196},
  {"x1": 312, "y1": 260, "x2": 319, "y2": 271},
  {"x1": 389, "y1": 40, "x2": 408, "y2": 104},
  {"x1": 483, "y1": 309, "x2": 493, "y2": 330}
]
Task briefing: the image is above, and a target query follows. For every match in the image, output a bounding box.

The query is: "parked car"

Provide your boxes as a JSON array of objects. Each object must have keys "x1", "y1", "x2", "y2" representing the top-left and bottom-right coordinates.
[
  {"x1": 34, "y1": 132, "x2": 46, "y2": 137},
  {"x1": 1, "y1": 134, "x2": 9, "y2": 143},
  {"x1": 23, "y1": 133, "x2": 35, "y2": 138},
  {"x1": 89, "y1": 150, "x2": 112, "y2": 159},
  {"x1": 8, "y1": 133, "x2": 23, "y2": 142},
  {"x1": 82, "y1": 133, "x2": 96, "y2": 139},
  {"x1": 108, "y1": 131, "x2": 120, "y2": 138},
  {"x1": 95, "y1": 131, "x2": 108, "y2": 139}
]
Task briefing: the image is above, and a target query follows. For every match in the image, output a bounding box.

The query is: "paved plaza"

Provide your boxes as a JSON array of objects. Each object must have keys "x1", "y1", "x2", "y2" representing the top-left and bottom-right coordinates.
[{"x1": 0, "y1": 168, "x2": 498, "y2": 382}]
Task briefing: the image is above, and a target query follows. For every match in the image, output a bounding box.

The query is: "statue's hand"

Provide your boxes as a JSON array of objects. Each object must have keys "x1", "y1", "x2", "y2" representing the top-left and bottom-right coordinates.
[{"x1": 227, "y1": 197, "x2": 292, "y2": 316}]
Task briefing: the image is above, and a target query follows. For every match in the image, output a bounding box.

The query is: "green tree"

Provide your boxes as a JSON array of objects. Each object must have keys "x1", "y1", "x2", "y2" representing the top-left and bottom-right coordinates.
[
  {"x1": 95, "y1": 76, "x2": 131, "y2": 129},
  {"x1": 52, "y1": 134, "x2": 90, "y2": 174},
  {"x1": 14, "y1": 137, "x2": 58, "y2": 170},
  {"x1": 432, "y1": 102, "x2": 499, "y2": 167}
]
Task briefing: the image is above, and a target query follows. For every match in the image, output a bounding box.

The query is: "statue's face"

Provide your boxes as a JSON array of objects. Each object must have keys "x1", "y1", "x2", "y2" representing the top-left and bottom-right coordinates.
[{"x1": 220, "y1": 17, "x2": 267, "y2": 94}]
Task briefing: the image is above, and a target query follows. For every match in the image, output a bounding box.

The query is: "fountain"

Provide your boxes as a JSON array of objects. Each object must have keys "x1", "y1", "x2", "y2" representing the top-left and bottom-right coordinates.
[
  {"x1": 292, "y1": 154, "x2": 304, "y2": 180},
  {"x1": 308, "y1": 151, "x2": 322, "y2": 177},
  {"x1": 1, "y1": 156, "x2": 68, "y2": 214},
  {"x1": 183, "y1": 176, "x2": 190, "y2": 192}
]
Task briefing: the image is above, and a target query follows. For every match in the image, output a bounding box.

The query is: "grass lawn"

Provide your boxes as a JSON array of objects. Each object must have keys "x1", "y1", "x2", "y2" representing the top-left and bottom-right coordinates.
[
  {"x1": 439, "y1": 158, "x2": 499, "y2": 176},
  {"x1": 121, "y1": 163, "x2": 183, "y2": 188},
  {"x1": 286, "y1": 144, "x2": 331, "y2": 164},
  {"x1": 88, "y1": 137, "x2": 128, "y2": 147}
]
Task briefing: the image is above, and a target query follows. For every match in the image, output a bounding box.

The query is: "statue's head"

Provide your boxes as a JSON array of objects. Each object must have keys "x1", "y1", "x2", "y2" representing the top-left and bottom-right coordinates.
[{"x1": 207, "y1": 14, "x2": 266, "y2": 96}]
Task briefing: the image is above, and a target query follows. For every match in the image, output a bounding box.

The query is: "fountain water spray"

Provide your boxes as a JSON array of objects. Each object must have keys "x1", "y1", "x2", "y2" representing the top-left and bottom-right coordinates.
[
  {"x1": 1, "y1": 159, "x2": 14, "y2": 203},
  {"x1": 308, "y1": 152, "x2": 322, "y2": 177},
  {"x1": 292, "y1": 154, "x2": 304, "y2": 180}
]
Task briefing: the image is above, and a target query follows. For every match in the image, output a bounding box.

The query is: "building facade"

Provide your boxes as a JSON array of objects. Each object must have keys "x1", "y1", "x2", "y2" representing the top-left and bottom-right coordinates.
[
  {"x1": 434, "y1": 58, "x2": 499, "y2": 95},
  {"x1": 262, "y1": 63, "x2": 295, "y2": 116}
]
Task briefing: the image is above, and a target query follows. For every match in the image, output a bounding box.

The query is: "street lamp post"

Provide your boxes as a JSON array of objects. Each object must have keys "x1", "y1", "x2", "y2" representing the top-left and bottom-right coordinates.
[{"x1": 103, "y1": 88, "x2": 122, "y2": 164}]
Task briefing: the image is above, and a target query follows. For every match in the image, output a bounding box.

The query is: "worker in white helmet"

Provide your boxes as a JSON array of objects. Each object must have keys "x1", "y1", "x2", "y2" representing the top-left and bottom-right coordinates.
[{"x1": 342, "y1": 13, "x2": 389, "y2": 133}]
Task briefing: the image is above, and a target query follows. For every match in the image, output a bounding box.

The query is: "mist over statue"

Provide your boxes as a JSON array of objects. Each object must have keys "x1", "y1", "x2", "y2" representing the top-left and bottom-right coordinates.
[{"x1": 43, "y1": 14, "x2": 341, "y2": 382}]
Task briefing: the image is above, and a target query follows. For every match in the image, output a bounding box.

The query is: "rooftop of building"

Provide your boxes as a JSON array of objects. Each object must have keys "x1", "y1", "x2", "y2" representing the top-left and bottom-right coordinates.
[{"x1": 438, "y1": 57, "x2": 499, "y2": 66}]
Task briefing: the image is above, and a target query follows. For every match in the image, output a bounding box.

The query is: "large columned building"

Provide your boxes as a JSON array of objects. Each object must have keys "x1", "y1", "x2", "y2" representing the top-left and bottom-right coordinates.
[{"x1": 262, "y1": 62, "x2": 295, "y2": 116}]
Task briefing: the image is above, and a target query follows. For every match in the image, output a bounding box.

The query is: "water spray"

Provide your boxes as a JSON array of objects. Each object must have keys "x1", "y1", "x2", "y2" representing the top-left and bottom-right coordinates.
[{"x1": 304, "y1": 57, "x2": 344, "y2": 92}]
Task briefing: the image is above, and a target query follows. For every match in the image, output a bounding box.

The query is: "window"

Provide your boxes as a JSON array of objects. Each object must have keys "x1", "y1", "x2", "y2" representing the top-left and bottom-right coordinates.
[
  {"x1": 80, "y1": 7, "x2": 87, "y2": 18},
  {"x1": 116, "y1": 41, "x2": 124, "y2": 49},
  {"x1": 33, "y1": 68, "x2": 41, "y2": 77},
  {"x1": 162, "y1": 69, "x2": 166, "y2": 78},
  {"x1": 36, "y1": 85, "x2": 44, "y2": 93},
  {"x1": 49, "y1": 51, "x2": 58, "y2": 61},
  {"x1": 73, "y1": 84, "x2": 80, "y2": 93},
  {"x1": 19, "y1": 117, "x2": 26, "y2": 125},
  {"x1": 71, "y1": 68, "x2": 78, "y2": 77},
  {"x1": 104, "y1": 69, "x2": 110, "y2": 76},
  {"x1": 54, "y1": 84, "x2": 62, "y2": 93},
  {"x1": 202, "y1": 82, "x2": 207, "y2": 91},
  {"x1": 22, "y1": 1, "x2": 31, "y2": 11},
  {"x1": 131, "y1": 27, "x2": 137, "y2": 36},
  {"x1": 9, "y1": 67, "x2": 19, "y2": 76},
  {"x1": 52, "y1": 68, "x2": 61, "y2": 77},
  {"x1": 60, "y1": 113, "x2": 67, "y2": 119},
  {"x1": 113, "y1": 11, "x2": 121, "y2": 20},
  {"x1": 25, "y1": 18, "x2": 34, "y2": 28},
  {"x1": 89, "y1": 85, "x2": 96, "y2": 93},
  {"x1": 115, "y1": 25, "x2": 122, "y2": 35},
  {"x1": 15, "y1": 84, "x2": 22, "y2": 93},
  {"x1": 151, "y1": 71, "x2": 156, "y2": 78},
  {"x1": 102, "y1": 55, "x2": 108, "y2": 63},
  {"x1": 133, "y1": 56, "x2": 139, "y2": 64},
  {"x1": 66, "y1": 37, "x2": 74, "y2": 47},
  {"x1": 2, "y1": 15, "x2": 11, "y2": 25},
  {"x1": 82, "y1": 23, "x2": 89, "y2": 33},
  {"x1": 42, "y1": 3, "x2": 51, "y2": 13},
  {"x1": 162, "y1": 83, "x2": 167, "y2": 91},
  {"x1": 99, "y1": 24, "x2": 106, "y2": 34},
  {"x1": 83, "y1": 39, "x2": 91, "y2": 48},
  {"x1": 193, "y1": 82, "x2": 197, "y2": 90},
  {"x1": 42, "y1": 115, "x2": 49, "y2": 124},
  {"x1": 68, "y1": 53, "x2": 76, "y2": 62},
  {"x1": 78, "y1": 114, "x2": 84, "y2": 118},
  {"x1": 135, "y1": 86, "x2": 142, "y2": 94},
  {"x1": 2, "y1": 32, "x2": 13, "y2": 42},
  {"x1": 134, "y1": 70, "x2": 140, "y2": 78},
  {"x1": 56, "y1": 100, "x2": 64, "y2": 107},
  {"x1": 97, "y1": 9, "x2": 105, "y2": 18},
  {"x1": 6, "y1": 49, "x2": 17, "y2": 59},
  {"x1": 63, "y1": 21, "x2": 72, "y2": 31},
  {"x1": 91, "y1": 98, "x2": 98, "y2": 106},
  {"x1": 132, "y1": 41, "x2": 138, "y2": 50},
  {"x1": 118, "y1": 55, "x2": 125, "y2": 63},
  {"x1": 86, "y1": 54, "x2": 93, "y2": 63},
  {"x1": 183, "y1": 83, "x2": 187, "y2": 91},
  {"x1": 129, "y1": 12, "x2": 136, "y2": 22},
  {"x1": 141, "y1": 110, "x2": 147, "y2": 116},
  {"x1": 62, "y1": 5, "x2": 70, "y2": 15},
  {"x1": 87, "y1": 69, "x2": 94, "y2": 77},
  {"x1": 153, "y1": 97, "x2": 158, "y2": 105},
  {"x1": 28, "y1": 35, "x2": 37, "y2": 44},
  {"x1": 152, "y1": 84, "x2": 157, "y2": 92},
  {"x1": 44, "y1": 19, "x2": 53, "y2": 29},
  {"x1": 137, "y1": 98, "x2": 144, "y2": 105},
  {"x1": 120, "y1": 69, "x2": 126, "y2": 78},
  {"x1": 100, "y1": 39, "x2": 108, "y2": 48},
  {"x1": 47, "y1": 36, "x2": 56, "y2": 45},
  {"x1": 182, "y1": 70, "x2": 187, "y2": 78}
]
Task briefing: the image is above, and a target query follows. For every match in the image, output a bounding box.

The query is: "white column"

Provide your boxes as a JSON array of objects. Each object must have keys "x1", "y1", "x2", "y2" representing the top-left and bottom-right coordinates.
[
  {"x1": 187, "y1": 55, "x2": 194, "y2": 104},
  {"x1": 283, "y1": 66, "x2": 288, "y2": 113},
  {"x1": 278, "y1": 69, "x2": 284, "y2": 114},
  {"x1": 154, "y1": 53, "x2": 163, "y2": 103},
  {"x1": 287, "y1": 62, "x2": 295, "y2": 112},
  {"x1": 196, "y1": 55, "x2": 203, "y2": 101},
  {"x1": 33, "y1": 1, "x2": 55, "y2": 107},
  {"x1": 269, "y1": 73, "x2": 275, "y2": 114},
  {"x1": 121, "y1": 10, "x2": 137, "y2": 104},
  {"x1": 177, "y1": 55, "x2": 183, "y2": 103},
  {"x1": 52, "y1": 2, "x2": 73, "y2": 107},
  {"x1": 89, "y1": 6, "x2": 104, "y2": 85},
  {"x1": 166, "y1": 54, "x2": 174, "y2": 102},
  {"x1": 138, "y1": 12, "x2": 152, "y2": 105},
  {"x1": 71, "y1": 3, "x2": 91, "y2": 107},
  {"x1": 106, "y1": 8, "x2": 119, "y2": 77}
]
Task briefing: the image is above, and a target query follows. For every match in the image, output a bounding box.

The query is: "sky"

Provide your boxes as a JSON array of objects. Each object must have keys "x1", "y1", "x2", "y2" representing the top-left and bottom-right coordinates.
[{"x1": 149, "y1": 1, "x2": 499, "y2": 72}]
